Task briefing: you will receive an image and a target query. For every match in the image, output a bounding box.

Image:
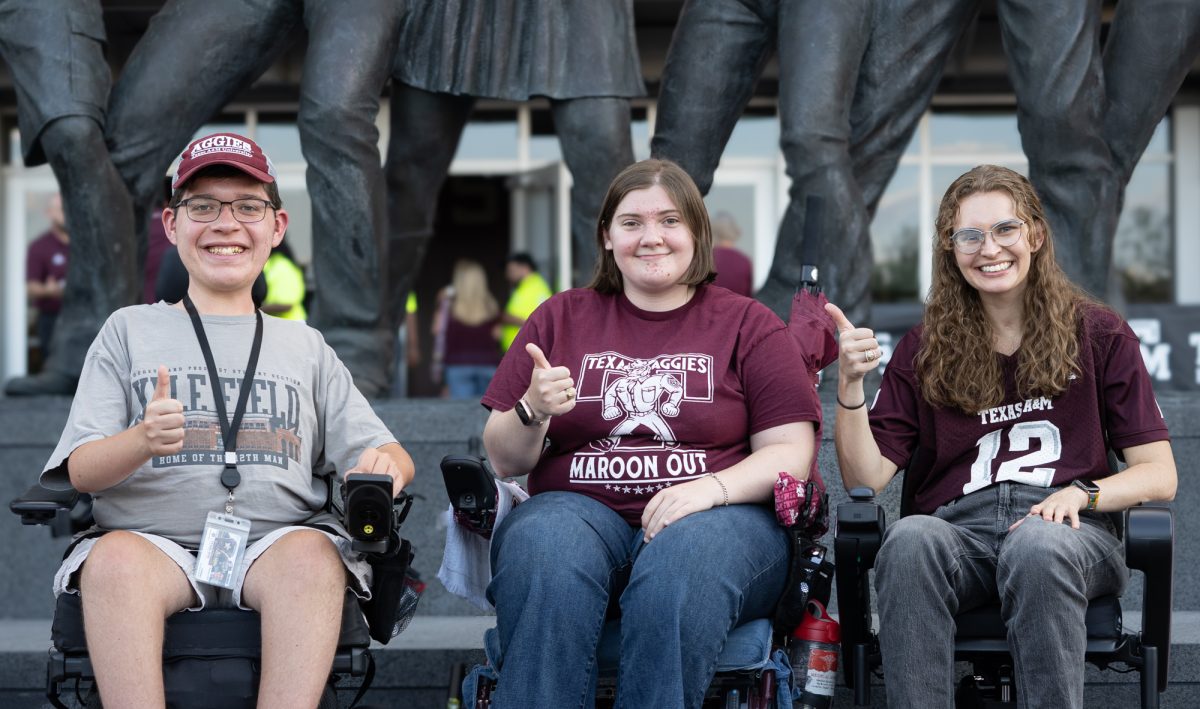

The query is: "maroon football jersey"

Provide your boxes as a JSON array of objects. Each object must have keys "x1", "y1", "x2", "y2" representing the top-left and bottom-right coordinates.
[
  {"x1": 869, "y1": 305, "x2": 1169, "y2": 514},
  {"x1": 483, "y1": 285, "x2": 822, "y2": 525}
]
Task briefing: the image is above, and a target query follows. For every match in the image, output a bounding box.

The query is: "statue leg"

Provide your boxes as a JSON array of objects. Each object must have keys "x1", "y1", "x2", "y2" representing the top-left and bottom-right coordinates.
[
  {"x1": 998, "y1": 0, "x2": 1116, "y2": 297},
  {"x1": 756, "y1": 0, "x2": 873, "y2": 323},
  {"x1": 384, "y1": 85, "x2": 475, "y2": 319},
  {"x1": 1103, "y1": 0, "x2": 1200, "y2": 185},
  {"x1": 0, "y1": 0, "x2": 136, "y2": 394},
  {"x1": 551, "y1": 98, "x2": 635, "y2": 286},
  {"x1": 7, "y1": 116, "x2": 137, "y2": 395},
  {"x1": 649, "y1": 0, "x2": 775, "y2": 194},
  {"x1": 105, "y1": 0, "x2": 298, "y2": 264},
  {"x1": 298, "y1": 0, "x2": 402, "y2": 397},
  {"x1": 849, "y1": 0, "x2": 977, "y2": 213}
]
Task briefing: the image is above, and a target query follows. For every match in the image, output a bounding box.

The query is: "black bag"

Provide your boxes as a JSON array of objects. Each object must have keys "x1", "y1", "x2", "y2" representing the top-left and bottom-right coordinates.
[{"x1": 362, "y1": 535, "x2": 422, "y2": 644}]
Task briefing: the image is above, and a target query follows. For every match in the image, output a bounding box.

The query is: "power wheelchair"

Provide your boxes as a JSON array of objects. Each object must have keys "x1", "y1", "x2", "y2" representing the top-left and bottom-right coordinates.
[
  {"x1": 834, "y1": 450, "x2": 1174, "y2": 708},
  {"x1": 440, "y1": 454, "x2": 836, "y2": 709},
  {"x1": 11, "y1": 474, "x2": 418, "y2": 709}
]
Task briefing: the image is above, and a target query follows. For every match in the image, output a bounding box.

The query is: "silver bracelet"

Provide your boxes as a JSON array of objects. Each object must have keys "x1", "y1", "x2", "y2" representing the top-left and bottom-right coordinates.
[{"x1": 707, "y1": 472, "x2": 729, "y2": 506}]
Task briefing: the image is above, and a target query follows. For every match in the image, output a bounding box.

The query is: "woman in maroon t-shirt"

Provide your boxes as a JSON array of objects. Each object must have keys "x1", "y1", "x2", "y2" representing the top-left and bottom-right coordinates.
[
  {"x1": 479, "y1": 160, "x2": 821, "y2": 707},
  {"x1": 828, "y1": 165, "x2": 1176, "y2": 707}
]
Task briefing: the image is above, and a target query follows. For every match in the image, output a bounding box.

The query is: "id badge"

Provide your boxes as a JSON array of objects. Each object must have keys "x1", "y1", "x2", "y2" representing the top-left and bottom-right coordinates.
[{"x1": 193, "y1": 511, "x2": 251, "y2": 590}]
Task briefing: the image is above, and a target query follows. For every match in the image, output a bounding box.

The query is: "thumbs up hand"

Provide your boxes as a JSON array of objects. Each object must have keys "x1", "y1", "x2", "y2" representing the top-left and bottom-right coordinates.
[
  {"x1": 522, "y1": 343, "x2": 577, "y2": 421},
  {"x1": 142, "y1": 366, "x2": 186, "y2": 456},
  {"x1": 825, "y1": 303, "x2": 882, "y2": 383}
]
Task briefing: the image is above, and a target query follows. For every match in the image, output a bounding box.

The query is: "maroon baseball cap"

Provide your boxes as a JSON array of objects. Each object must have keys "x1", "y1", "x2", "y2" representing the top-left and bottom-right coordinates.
[{"x1": 172, "y1": 132, "x2": 277, "y2": 190}]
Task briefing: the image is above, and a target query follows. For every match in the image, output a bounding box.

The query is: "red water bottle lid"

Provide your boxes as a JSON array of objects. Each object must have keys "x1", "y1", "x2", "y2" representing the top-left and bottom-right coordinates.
[{"x1": 791, "y1": 599, "x2": 841, "y2": 643}]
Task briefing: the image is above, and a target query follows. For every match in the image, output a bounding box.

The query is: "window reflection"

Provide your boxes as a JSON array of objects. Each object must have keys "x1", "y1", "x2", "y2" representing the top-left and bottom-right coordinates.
[
  {"x1": 871, "y1": 166, "x2": 919, "y2": 302},
  {"x1": 1115, "y1": 162, "x2": 1172, "y2": 302},
  {"x1": 458, "y1": 114, "x2": 519, "y2": 160},
  {"x1": 704, "y1": 185, "x2": 757, "y2": 266},
  {"x1": 931, "y1": 113, "x2": 1024, "y2": 155}
]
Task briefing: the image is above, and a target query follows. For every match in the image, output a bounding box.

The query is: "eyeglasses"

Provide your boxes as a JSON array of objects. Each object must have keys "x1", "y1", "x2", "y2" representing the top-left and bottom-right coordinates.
[
  {"x1": 176, "y1": 197, "x2": 275, "y2": 223},
  {"x1": 949, "y1": 219, "x2": 1026, "y2": 254}
]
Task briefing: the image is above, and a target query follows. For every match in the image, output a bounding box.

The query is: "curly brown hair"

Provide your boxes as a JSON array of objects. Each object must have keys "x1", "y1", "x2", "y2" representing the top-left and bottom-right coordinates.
[
  {"x1": 917, "y1": 165, "x2": 1095, "y2": 413},
  {"x1": 587, "y1": 159, "x2": 716, "y2": 294}
]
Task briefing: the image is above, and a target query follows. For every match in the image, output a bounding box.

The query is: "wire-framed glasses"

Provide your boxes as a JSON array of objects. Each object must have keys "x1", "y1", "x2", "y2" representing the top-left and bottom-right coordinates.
[
  {"x1": 177, "y1": 197, "x2": 274, "y2": 223},
  {"x1": 950, "y1": 219, "x2": 1026, "y2": 255}
]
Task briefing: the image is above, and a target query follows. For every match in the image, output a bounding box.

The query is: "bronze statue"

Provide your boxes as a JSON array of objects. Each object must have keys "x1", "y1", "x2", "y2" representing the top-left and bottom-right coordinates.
[
  {"x1": 655, "y1": 0, "x2": 1120, "y2": 323},
  {"x1": 385, "y1": 0, "x2": 644, "y2": 354},
  {"x1": 1103, "y1": 0, "x2": 1200, "y2": 186},
  {"x1": 2, "y1": 0, "x2": 138, "y2": 396},
  {"x1": 104, "y1": 0, "x2": 402, "y2": 397}
]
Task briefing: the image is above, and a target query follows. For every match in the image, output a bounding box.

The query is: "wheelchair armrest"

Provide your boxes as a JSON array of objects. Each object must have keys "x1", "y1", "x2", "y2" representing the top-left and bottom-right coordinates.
[
  {"x1": 441, "y1": 454, "x2": 500, "y2": 536},
  {"x1": 10, "y1": 483, "x2": 81, "y2": 533},
  {"x1": 834, "y1": 487, "x2": 886, "y2": 691},
  {"x1": 835, "y1": 487, "x2": 886, "y2": 570},
  {"x1": 1124, "y1": 502, "x2": 1173, "y2": 693}
]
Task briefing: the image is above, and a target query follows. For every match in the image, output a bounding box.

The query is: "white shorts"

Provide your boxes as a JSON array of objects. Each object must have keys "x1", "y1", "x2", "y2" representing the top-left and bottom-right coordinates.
[{"x1": 54, "y1": 525, "x2": 373, "y2": 611}]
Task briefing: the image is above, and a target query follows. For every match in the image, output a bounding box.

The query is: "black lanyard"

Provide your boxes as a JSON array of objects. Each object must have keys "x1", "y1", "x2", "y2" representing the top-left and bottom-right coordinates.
[{"x1": 182, "y1": 295, "x2": 264, "y2": 493}]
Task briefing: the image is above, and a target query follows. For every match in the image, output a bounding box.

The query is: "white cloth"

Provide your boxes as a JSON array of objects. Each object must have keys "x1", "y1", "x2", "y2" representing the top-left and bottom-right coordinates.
[{"x1": 438, "y1": 479, "x2": 529, "y2": 611}]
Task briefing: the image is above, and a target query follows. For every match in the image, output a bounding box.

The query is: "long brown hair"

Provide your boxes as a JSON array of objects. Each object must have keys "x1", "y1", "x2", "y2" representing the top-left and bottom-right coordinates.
[
  {"x1": 587, "y1": 159, "x2": 716, "y2": 294},
  {"x1": 917, "y1": 165, "x2": 1093, "y2": 413}
]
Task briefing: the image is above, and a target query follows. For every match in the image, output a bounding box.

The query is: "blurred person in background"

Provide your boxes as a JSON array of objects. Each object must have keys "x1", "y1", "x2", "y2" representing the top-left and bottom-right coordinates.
[
  {"x1": 710, "y1": 211, "x2": 752, "y2": 296},
  {"x1": 497, "y1": 252, "x2": 552, "y2": 353},
  {"x1": 433, "y1": 259, "x2": 501, "y2": 399},
  {"x1": 25, "y1": 193, "x2": 69, "y2": 364},
  {"x1": 261, "y1": 238, "x2": 307, "y2": 321}
]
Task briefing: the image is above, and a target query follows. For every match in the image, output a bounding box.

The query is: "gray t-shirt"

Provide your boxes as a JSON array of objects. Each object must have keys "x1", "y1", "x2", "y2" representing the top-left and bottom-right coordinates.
[{"x1": 41, "y1": 303, "x2": 397, "y2": 546}]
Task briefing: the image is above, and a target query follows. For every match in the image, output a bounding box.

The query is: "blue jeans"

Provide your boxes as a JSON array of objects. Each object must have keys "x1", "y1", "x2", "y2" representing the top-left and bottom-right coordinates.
[
  {"x1": 444, "y1": 364, "x2": 497, "y2": 399},
  {"x1": 487, "y1": 491, "x2": 790, "y2": 709},
  {"x1": 875, "y1": 483, "x2": 1128, "y2": 709}
]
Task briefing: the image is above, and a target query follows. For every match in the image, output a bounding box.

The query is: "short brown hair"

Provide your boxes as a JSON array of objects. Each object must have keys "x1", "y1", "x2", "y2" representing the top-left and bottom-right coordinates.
[
  {"x1": 587, "y1": 159, "x2": 715, "y2": 294},
  {"x1": 170, "y1": 165, "x2": 282, "y2": 210}
]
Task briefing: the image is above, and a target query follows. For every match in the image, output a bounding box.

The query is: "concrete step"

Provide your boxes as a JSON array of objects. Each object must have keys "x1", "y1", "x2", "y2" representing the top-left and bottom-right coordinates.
[{"x1": 2, "y1": 614, "x2": 1198, "y2": 708}]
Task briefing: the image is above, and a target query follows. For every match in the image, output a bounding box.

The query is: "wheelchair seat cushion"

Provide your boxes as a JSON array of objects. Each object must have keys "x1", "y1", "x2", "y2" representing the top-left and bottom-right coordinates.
[
  {"x1": 954, "y1": 593, "x2": 1122, "y2": 640},
  {"x1": 52, "y1": 590, "x2": 371, "y2": 656},
  {"x1": 594, "y1": 617, "x2": 776, "y2": 674}
]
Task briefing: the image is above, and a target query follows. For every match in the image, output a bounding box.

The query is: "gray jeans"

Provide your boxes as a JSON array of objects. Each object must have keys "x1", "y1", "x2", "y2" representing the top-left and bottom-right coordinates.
[{"x1": 875, "y1": 482, "x2": 1127, "y2": 709}]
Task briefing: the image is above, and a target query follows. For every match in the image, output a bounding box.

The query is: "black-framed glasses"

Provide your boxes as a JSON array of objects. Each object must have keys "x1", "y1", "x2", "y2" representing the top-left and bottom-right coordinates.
[
  {"x1": 176, "y1": 197, "x2": 274, "y2": 223},
  {"x1": 950, "y1": 219, "x2": 1026, "y2": 255}
]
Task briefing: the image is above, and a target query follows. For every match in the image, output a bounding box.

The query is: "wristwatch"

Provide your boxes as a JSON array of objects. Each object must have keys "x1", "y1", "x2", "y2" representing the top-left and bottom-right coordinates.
[
  {"x1": 1071, "y1": 479, "x2": 1100, "y2": 511},
  {"x1": 514, "y1": 399, "x2": 545, "y2": 427}
]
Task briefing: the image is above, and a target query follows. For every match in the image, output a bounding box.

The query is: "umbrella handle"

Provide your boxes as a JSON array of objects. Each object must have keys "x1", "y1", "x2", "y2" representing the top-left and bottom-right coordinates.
[{"x1": 800, "y1": 263, "x2": 821, "y2": 295}]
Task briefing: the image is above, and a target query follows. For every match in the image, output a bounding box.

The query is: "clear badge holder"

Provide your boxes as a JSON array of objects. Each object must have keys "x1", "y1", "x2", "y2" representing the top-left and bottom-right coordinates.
[{"x1": 193, "y1": 511, "x2": 252, "y2": 590}]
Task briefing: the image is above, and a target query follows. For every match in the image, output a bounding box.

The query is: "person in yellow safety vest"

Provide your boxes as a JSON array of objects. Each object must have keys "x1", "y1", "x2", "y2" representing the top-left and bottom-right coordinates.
[
  {"x1": 261, "y1": 240, "x2": 307, "y2": 321},
  {"x1": 405, "y1": 291, "x2": 420, "y2": 368},
  {"x1": 498, "y1": 252, "x2": 552, "y2": 352}
]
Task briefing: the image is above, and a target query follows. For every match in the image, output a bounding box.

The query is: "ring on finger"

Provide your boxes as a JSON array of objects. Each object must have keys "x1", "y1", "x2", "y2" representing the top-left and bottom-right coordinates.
[
  {"x1": 864, "y1": 348, "x2": 877, "y2": 363},
  {"x1": 565, "y1": 387, "x2": 576, "y2": 400}
]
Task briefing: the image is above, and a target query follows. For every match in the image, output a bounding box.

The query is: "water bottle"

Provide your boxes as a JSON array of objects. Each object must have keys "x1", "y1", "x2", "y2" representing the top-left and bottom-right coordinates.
[{"x1": 790, "y1": 599, "x2": 840, "y2": 709}]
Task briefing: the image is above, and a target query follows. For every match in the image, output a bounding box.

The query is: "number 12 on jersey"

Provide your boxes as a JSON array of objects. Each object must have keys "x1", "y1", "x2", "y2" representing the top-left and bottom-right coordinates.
[{"x1": 962, "y1": 421, "x2": 1062, "y2": 495}]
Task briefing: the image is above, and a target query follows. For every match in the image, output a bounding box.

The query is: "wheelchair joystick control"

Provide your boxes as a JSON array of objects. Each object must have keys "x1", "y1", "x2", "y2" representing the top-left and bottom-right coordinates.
[{"x1": 790, "y1": 599, "x2": 840, "y2": 708}]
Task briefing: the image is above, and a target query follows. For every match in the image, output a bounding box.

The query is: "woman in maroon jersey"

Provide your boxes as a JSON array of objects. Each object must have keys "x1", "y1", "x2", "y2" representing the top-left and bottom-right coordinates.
[
  {"x1": 827, "y1": 164, "x2": 1177, "y2": 708},
  {"x1": 478, "y1": 159, "x2": 823, "y2": 707}
]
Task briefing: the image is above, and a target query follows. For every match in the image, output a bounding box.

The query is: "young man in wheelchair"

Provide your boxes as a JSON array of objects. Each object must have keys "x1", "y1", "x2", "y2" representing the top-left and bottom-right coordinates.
[
  {"x1": 826, "y1": 165, "x2": 1176, "y2": 708},
  {"x1": 37, "y1": 132, "x2": 414, "y2": 708}
]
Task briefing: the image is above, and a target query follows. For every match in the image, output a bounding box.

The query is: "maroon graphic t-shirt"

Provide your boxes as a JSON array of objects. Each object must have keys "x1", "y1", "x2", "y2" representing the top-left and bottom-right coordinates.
[
  {"x1": 869, "y1": 305, "x2": 1169, "y2": 514},
  {"x1": 483, "y1": 285, "x2": 821, "y2": 525}
]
